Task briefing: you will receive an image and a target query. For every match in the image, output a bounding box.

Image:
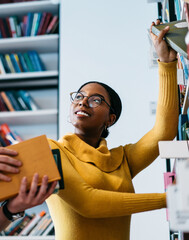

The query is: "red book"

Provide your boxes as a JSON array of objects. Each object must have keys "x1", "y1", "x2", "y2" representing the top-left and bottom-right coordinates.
[
  {"x1": 36, "y1": 12, "x2": 47, "y2": 35},
  {"x1": 40, "y1": 13, "x2": 52, "y2": 35},
  {"x1": 5, "y1": 17, "x2": 12, "y2": 37},
  {"x1": 45, "y1": 15, "x2": 58, "y2": 34},
  {"x1": 0, "y1": 18, "x2": 7, "y2": 38}
]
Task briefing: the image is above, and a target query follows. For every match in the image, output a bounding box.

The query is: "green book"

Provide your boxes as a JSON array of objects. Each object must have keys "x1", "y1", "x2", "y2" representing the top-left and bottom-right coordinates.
[{"x1": 151, "y1": 20, "x2": 188, "y2": 59}]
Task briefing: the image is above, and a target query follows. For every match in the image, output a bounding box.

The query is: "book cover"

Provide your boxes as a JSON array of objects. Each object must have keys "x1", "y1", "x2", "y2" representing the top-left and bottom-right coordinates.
[
  {"x1": 41, "y1": 221, "x2": 54, "y2": 236},
  {"x1": 151, "y1": 19, "x2": 188, "y2": 59},
  {"x1": 0, "y1": 18, "x2": 8, "y2": 38},
  {"x1": 27, "y1": 51, "x2": 40, "y2": 71},
  {"x1": 0, "y1": 135, "x2": 61, "y2": 202}
]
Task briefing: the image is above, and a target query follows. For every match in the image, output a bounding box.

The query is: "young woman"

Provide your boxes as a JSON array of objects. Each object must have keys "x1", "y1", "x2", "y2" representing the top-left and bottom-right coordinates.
[
  {"x1": 0, "y1": 147, "x2": 57, "y2": 231},
  {"x1": 45, "y1": 20, "x2": 179, "y2": 240}
]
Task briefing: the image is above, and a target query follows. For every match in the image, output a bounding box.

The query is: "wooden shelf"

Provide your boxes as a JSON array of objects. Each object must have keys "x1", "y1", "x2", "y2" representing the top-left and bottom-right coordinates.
[{"x1": 0, "y1": 109, "x2": 58, "y2": 125}]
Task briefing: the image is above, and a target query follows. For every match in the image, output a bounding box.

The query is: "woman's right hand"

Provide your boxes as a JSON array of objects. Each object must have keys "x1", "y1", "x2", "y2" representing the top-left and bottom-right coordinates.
[{"x1": 0, "y1": 147, "x2": 22, "y2": 182}]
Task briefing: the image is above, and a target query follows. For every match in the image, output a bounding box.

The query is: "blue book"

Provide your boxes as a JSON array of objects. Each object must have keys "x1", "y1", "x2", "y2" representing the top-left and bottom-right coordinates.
[
  {"x1": 27, "y1": 51, "x2": 40, "y2": 71},
  {"x1": 17, "y1": 53, "x2": 29, "y2": 72},
  {"x1": 10, "y1": 53, "x2": 21, "y2": 73},
  {"x1": 17, "y1": 90, "x2": 40, "y2": 111},
  {"x1": 32, "y1": 51, "x2": 45, "y2": 71},
  {"x1": 25, "y1": 12, "x2": 34, "y2": 36},
  {"x1": 0, "y1": 54, "x2": 11, "y2": 73}
]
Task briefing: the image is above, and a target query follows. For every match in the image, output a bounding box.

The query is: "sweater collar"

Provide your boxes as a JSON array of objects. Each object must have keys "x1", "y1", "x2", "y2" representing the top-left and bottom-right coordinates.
[{"x1": 59, "y1": 133, "x2": 123, "y2": 172}]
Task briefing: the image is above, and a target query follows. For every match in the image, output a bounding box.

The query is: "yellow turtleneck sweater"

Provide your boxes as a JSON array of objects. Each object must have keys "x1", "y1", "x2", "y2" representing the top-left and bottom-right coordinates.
[{"x1": 46, "y1": 61, "x2": 178, "y2": 240}]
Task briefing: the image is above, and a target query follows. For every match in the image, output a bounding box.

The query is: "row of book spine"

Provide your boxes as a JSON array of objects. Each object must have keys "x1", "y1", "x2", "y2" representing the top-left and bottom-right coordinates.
[
  {"x1": 0, "y1": 12, "x2": 59, "y2": 38},
  {"x1": 1, "y1": 210, "x2": 54, "y2": 236},
  {"x1": 0, "y1": 51, "x2": 45, "y2": 74},
  {"x1": 0, "y1": 90, "x2": 40, "y2": 112}
]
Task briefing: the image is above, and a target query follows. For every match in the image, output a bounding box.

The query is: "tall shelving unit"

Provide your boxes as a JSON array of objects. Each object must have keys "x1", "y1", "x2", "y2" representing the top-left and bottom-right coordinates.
[
  {"x1": 0, "y1": 0, "x2": 60, "y2": 141},
  {"x1": 0, "y1": 0, "x2": 60, "y2": 239},
  {"x1": 156, "y1": 0, "x2": 189, "y2": 240}
]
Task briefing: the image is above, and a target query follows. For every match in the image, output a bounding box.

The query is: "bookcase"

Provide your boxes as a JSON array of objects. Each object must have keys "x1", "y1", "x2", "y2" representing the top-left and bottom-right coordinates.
[
  {"x1": 154, "y1": 0, "x2": 189, "y2": 240},
  {"x1": 0, "y1": 0, "x2": 60, "y2": 238}
]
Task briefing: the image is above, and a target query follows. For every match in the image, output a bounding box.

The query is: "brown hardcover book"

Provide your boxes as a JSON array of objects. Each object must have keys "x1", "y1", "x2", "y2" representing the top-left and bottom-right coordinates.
[{"x1": 0, "y1": 135, "x2": 61, "y2": 202}]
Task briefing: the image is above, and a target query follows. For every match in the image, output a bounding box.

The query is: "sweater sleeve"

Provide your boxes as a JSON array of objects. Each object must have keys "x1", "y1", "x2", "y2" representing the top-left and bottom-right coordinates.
[
  {"x1": 124, "y1": 60, "x2": 179, "y2": 178},
  {"x1": 47, "y1": 139, "x2": 166, "y2": 218}
]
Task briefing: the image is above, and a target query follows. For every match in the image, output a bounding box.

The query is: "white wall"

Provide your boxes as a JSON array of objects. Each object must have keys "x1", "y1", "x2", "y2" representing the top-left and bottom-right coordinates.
[{"x1": 59, "y1": 1, "x2": 170, "y2": 239}]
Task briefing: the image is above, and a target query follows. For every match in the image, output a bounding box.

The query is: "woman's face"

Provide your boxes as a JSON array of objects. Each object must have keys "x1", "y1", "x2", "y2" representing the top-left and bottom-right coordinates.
[{"x1": 70, "y1": 83, "x2": 115, "y2": 136}]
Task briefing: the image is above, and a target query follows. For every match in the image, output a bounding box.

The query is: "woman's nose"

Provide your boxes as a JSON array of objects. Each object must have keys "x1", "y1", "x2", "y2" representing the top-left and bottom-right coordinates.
[{"x1": 79, "y1": 96, "x2": 89, "y2": 107}]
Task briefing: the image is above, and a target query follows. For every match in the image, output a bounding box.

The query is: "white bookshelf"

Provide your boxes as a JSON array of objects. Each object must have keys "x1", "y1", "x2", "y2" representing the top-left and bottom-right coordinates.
[{"x1": 0, "y1": 0, "x2": 60, "y2": 238}]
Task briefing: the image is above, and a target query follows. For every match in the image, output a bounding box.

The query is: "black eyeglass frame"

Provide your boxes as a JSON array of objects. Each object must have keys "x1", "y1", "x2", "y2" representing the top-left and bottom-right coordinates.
[{"x1": 70, "y1": 91, "x2": 115, "y2": 113}]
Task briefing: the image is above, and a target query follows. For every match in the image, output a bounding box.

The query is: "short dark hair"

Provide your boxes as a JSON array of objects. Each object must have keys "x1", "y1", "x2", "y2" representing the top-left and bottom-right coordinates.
[{"x1": 78, "y1": 81, "x2": 122, "y2": 138}]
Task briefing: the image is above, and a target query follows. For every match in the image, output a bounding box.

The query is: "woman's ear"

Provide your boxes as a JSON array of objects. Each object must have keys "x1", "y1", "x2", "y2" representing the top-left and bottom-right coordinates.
[{"x1": 107, "y1": 114, "x2": 116, "y2": 127}]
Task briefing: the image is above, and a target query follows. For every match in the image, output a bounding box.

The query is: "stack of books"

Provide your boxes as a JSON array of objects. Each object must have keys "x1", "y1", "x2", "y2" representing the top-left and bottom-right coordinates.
[
  {"x1": 0, "y1": 90, "x2": 40, "y2": 112},
  {"x1": 0, "y1": 12, "x2": 59, "y2": 38},
  {"x1": 0, "y1": 51, "x2": 45, "y2": 74}
]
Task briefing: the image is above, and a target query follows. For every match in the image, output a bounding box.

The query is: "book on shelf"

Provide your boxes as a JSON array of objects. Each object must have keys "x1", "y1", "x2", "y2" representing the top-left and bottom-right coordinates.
[
  {"x1": 4, "y1": 54, "x2": 16, "y2": 73},
  {"x1": 17, "y1": 90, "x2": 40, "y2": 111},
  {"x1": 0, "y1": 94, "x2": 8, "y2": 112},
  {"x1": 39, "y1": 12, "x2": 52, "y2": 35},
  {"x1": 0, "y1": 123, "x2": 20, "y2": 145},
  {"x1": 28, "y1": 213, "x2": 52, "y2": 236},
  {"x1": 0, "y1": 54, "x2": 11, "y2": 73},
  {"x1": 0, "y1": 134, "x2": 61, "y2": 202},
  {"x1": 5, "y1": 90, "x2": 23, "y2": 111},
  {"x1": 25, "y1": 12, "x2": 34, "y2": 37},
  {"x1": 42, "y1": 221, "x2": 54, "y2": 236},
  {"x1": 46, "y1": 15, "x2": 59, "y2": 34},
  {"x1": 0, "y1": 57, "x2": 6, "y2": 74},
  {"x1": 19, "y1": 211, "x2": 46, "y2": 236},
  {"x1": 151, "y1": 19, "x2": 188, "y2": 59},
  {"x1": 10, "y1": 53, "x2": 22, "y2": 73},
  {"x1": 0, "y1": 91, "x2": 15, "y2": 111}
]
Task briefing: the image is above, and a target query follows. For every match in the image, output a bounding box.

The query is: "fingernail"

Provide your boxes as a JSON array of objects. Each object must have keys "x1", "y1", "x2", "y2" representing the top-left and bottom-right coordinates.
[{"x1": 165, "y1": 26, "x2": 169, "y2": 29}]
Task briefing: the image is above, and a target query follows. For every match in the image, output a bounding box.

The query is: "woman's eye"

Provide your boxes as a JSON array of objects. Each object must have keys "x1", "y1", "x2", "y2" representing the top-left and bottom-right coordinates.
[
  {"x1": 75, "y1": 95, "x2": 83, "y2": 100},
  {"x1": 93, "y1": 97, "x2": 101, "y2": 103}
]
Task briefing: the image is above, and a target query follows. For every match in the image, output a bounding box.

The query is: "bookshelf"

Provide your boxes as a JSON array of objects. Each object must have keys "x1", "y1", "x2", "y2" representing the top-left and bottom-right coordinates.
[
  {"x1": 0, "y1": 0, "x2": 60, "y2": 238},
  {"x1": 155, "y1": 0, "x2": 189, "y2": 239}
]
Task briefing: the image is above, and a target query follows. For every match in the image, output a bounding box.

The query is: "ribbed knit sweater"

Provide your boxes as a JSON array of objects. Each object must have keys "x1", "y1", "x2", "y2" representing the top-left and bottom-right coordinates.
[{"x1": 46, "y1": 61, "x2": 179, "y2": 240}]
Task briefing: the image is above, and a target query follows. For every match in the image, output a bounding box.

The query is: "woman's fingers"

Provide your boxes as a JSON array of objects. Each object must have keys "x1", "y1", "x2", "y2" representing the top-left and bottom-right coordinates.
[{"x1": 158, "y1": 26, "x2": 170, "y2": 41}]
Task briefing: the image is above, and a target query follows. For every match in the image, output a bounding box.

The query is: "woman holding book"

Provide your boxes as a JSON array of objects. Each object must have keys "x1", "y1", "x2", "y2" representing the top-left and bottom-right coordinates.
[
  {"x1": 45, "y1": 20, "x2": 179, "y2": 240},
  {"x1": 0, "y1": 19, "x2": 179, "y2": 239},
  {"x1": 0, "y1": 147, "x2": 57, "y2": 231}
]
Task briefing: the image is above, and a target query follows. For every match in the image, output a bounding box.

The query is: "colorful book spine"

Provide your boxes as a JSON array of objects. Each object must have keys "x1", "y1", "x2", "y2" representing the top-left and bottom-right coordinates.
[
  {"x1": 4, "y1": 54, "x2": 16, "y2": 73},
  {"x1": 10, "y1": 53, "x2": 22, "y2": 73},
  {"x1": 0, "y1": 91, "x2": 15, "y2": 111},
  {"x1": 17, "y1": 90, "x2": 40, "y2": 111},
  {"x1": 19, "y1": 211, "x2": 46, "y2": 236},
  {"x1": 25, "y1": 12, "x2": 34, "y2": 36},
  {"x1": 45, "y1": 15, "x2": 58, "y2": 34}
]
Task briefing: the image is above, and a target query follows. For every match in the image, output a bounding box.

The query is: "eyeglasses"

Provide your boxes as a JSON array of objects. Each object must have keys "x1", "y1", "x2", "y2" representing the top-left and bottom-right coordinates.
[{"x1": 70, "y1": 92, "x2": 114, "y2": 112}]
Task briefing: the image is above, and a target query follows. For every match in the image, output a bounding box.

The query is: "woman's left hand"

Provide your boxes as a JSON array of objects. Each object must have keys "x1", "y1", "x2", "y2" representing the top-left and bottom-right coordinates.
[
  {"x1": 6, "y1": 173, "x2": 57, "y2": 213},
  {"x1": 150, "y1": 19, "x2": 177, "y2": 63}
]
